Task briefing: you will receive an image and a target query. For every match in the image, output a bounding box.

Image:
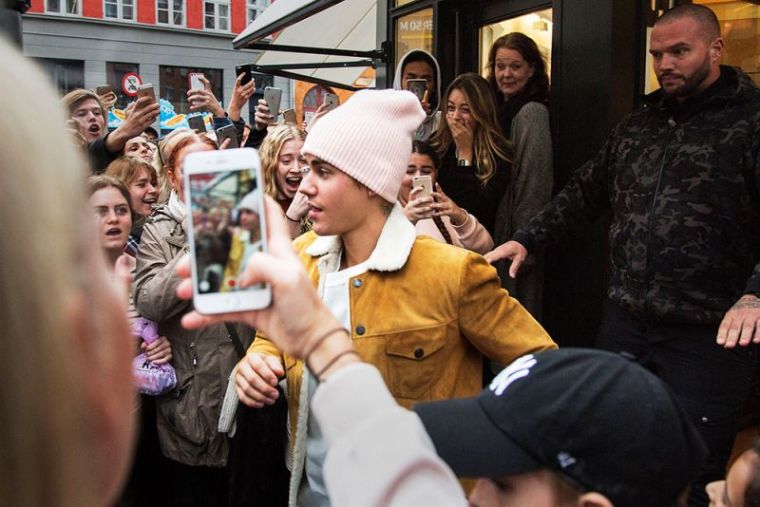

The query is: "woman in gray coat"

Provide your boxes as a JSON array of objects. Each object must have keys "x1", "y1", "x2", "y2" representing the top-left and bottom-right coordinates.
[{"x1": 487, "y1": 32, "x2": 554, "y2": 321}]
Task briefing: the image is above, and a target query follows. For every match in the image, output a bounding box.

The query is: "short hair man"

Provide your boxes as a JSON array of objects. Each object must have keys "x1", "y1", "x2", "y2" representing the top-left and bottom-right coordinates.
[
  {"x1": 61, "y1": 88, "x2": 160, "y2": 173},
  {"x1": 235, "y1": 89, "x2": 556, "y2": 505},
  {"x1": 487, "y1": 5, "x2": 760, "y2": 503}
]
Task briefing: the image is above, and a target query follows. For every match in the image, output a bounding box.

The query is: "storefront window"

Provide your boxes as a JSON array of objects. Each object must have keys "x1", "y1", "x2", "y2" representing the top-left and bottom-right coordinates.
[
  {"x1": 394, "y1": 7, "x2": 433, "y2": 66},
  {"x1": 479, "y1": 9, "x2": 553, "y2": 79},
  {"x1": 394, "y1": 0, "x2": 416, "y2": 5},
  {"x1": 644, "y1": 1, "x2": 760, "y2": 92},
  {"x1": 106, "y1": 62, "x2": 139, "y2": 109},
  {"x1": 159, "y1": 66, "x2": 223, "y2": 115},
  {"x1": 34, "y1": 58, "x2": 84, "y2": 95}
]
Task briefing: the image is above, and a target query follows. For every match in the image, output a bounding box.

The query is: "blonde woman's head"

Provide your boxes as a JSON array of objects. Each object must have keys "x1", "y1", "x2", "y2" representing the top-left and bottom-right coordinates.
[
  {"x1": 259, "y1": 124, "x2": 307, "y2": 200},
  {"x1": 1, "y1": 40, "x2": 135, "y2": 506}
]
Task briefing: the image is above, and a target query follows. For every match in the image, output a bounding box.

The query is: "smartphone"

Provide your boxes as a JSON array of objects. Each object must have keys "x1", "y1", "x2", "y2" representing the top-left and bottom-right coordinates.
[
  {"x1": 95, "y1": 84, "x2": 113, "y2": 96},
  {"x1": 137, "y1": 83, "x2": 156, "y2": 104},
  {"x1": 215, "y1": 124, "x2": 239, "y2": 149},
  {"x1": 187, "y1": 115, "x2": 206, "y2": 133},
  {"x1": 184, "y1": 148, "x2": 271, "y2": 313},
  {"x1": 282, "y1": 108, "x2": 296, "y2": 124},
  {"x1": 189, "y1": 72, "x2": 205, "y2": 91},
  {"x1": 407, "y1": 79, "x2": 427, "y2": 101},
  {"x1": 235, "y1": 64, "x2": 253, "y2": 87},
  {"x1": 323, "y1": 93, "x2": 339, "y2": 110},
  {"x1": 412, "y1": 175, "x2": 433, "y2": 198},
  {"x1": 263, "y1": 86, "x2": 282, "y2": 123}
]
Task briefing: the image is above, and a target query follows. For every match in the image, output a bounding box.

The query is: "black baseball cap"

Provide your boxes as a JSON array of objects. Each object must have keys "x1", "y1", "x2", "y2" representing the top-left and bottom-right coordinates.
[{"x1": 414, "y1": 349, "x2": 706, "y2": 507}]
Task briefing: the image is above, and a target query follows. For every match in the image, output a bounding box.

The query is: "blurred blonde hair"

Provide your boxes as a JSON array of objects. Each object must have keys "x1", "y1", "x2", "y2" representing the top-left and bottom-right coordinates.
[
  {"x1": 259, "y1": 124, "x2": 306, "y2": 198},
  {"x1": 0, "y1": 41, "x2": 108, "y2": 506}
]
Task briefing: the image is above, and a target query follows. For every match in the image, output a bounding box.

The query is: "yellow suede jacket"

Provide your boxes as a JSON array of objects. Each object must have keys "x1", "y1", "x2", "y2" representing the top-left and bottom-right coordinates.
[{"x1": 245, "y1": 204, "x2": 556, "y2": 503}]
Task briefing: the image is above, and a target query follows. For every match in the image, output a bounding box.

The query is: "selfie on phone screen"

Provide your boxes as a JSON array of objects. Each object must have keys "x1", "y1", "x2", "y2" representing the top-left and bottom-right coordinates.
[{"x1": 188, "y1": 169, "x2": 264, "y2": 295}]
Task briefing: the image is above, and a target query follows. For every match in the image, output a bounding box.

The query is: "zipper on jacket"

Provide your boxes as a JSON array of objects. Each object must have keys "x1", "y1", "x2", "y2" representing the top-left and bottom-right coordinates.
[
  {"x1": 644, "y1": 117, "x2": 676, "y2": 314},
  {"x1": 190, "y1": 341, "x2": 197, "y2": 367}
]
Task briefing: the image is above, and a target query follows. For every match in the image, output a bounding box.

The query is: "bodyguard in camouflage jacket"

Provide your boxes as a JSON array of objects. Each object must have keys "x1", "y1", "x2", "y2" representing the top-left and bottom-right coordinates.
[
  {"x1": 485, "y1": 7, "x2": 759, "y2": 505},
  {"x1": 512, "y1": 63, "x2": 760, "y2": 325}
]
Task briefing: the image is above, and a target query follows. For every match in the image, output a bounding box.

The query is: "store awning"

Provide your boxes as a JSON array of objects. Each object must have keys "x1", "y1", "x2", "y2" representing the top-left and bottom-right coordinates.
[{"x1": 233, "y1": 0, "x2": 386, "y2": 91}]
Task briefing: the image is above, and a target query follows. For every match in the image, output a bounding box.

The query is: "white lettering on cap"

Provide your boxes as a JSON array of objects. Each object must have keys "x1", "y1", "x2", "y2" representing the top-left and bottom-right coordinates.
[{"x1": 489, "y1": 354, "x2": 537, "y2": 396}]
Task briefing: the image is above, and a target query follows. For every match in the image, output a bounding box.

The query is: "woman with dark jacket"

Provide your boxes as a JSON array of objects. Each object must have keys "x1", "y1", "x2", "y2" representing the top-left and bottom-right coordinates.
[
  {"x1": 486, "y1": 33, "x2": 553, "y2": 319},
  {"x1": 429, "y1": 73, "x2": 513, "y2": 237}
]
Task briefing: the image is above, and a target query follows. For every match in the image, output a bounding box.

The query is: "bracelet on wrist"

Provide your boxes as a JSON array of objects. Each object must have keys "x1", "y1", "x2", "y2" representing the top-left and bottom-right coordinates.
[
  {"x1": 303, "y1": 326, "x2": 347, "y2": 364},
  {"x1": 313, "y1": 349, "x2": 360, "y2": 380},
  {"x1": 285, "y1": 214, "x2": 300, "y2": 223}
]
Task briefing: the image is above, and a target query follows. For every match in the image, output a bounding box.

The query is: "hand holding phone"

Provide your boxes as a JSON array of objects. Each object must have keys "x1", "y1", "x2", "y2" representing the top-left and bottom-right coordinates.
[
  {"x1": 407, "y1": 79, "x2": 427, "y2": 101},
  {"x1": 263, "y1": 87, "x2": 282, "y2": 124},
  {"x1": 323, "y1": 93, "x2": 339, "y2": 111},
  {"x1": 235, "y1": 65, "x2": 253, "y2": 87},
  {"x1": 412, "y1": 175, "x2": 433, "y2": 198},
  {"x1": 187, "y1": 115, "x2": 206, "y2": 133},
  {"x1": 282, "y1": 108, "x2": 296, "y2": 125},
  {"x1": 137, "y1": 83, "x2": 157, "y2": 105},
  {"x1": 189, "y1": 72, "x2": 205, "y2": 91},
  {"x1": 183, "y1": 148, "x2": 271, "y2": 313},
  {"x1": 215, "y1": 124, "x2": 239, "y2": 149}
]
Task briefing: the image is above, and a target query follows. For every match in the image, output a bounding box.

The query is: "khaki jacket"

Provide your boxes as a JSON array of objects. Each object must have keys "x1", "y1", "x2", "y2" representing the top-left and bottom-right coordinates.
[
  {"x1": 247, "y1": 204, "x2": 556, "y2": 503},
  {"x1": 133, "y1": 203, "x2": 249, "y2": 467}
]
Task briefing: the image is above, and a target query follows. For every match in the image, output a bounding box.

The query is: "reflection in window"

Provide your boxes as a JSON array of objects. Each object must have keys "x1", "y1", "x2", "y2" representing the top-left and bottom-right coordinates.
[
  {"x1": 479, "y1": 9, "x2": 552, "y2": 79},
  {"x1": 697, "y1": 1, "x2": 760, "y2": 86},
  {"x1": 46, "y1": 0, "x2": 79, "y2": 15},
  {"x1": 104, "y1": 0, "x2": 134, "y2": 20},
  {"x1": 394, "y1": 8, "x2": 433, "y2": 67},
  {"x1": 247, "y1": 0, "x2": 271, "y2": 25},
  {"x1": 160, "y1": 66, "x2": 223, "y2": 115},
  {"x1": 34, "y1": 58, "x2": 85, "y2": 95},
  {"x1": 157, "y1": 0, "x2": 183, "y2": 26},
  {"x1": 204, "y1": 0, "x2": 229, "y2": 31}
]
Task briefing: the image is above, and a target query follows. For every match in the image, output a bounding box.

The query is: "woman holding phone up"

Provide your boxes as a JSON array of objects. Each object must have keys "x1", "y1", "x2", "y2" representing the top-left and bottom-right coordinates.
[
  {"x1": 400, "y1": 141, "x2": 493, "y2": 254},
  {"x1": 486, "y1": 33, "x2": 553, "y2": 319},
  {"x1": 429, "y1": 73, "x2": 512, "y2": 237}
]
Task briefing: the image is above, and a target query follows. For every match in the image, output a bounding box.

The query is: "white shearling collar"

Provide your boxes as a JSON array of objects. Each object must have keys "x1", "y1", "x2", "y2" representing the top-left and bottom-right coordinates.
[{"x1": 304, "y1": 203, "x2": 416, "y2": 272}]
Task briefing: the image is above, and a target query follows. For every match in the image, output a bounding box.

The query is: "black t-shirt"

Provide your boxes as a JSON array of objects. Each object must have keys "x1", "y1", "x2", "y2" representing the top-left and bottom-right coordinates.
[{"x1": 436, "y1": 147, "x2": 509, "y2": 236}]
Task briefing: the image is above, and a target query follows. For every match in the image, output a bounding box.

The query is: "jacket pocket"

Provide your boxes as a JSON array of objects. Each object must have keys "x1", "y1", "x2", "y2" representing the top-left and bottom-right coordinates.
[
  {"x1": 384, "y1": 326, "x2": 447, "y2": 400},
  {"x1": 158, "y1": 369, "x2": 207, "y2": 446}
]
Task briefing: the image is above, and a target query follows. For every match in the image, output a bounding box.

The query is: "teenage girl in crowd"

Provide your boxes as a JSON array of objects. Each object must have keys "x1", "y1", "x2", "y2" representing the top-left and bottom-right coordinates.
[
  {"x1": 105, "y1": 156, "x2": 159, "y2": 256},
  {"x1": 258, "y1": 124, "x2": 310, "y2": 238},
  {"x1": 132, "y1": 129, "x2": 251, "y2": 506},
  {"x1": 400, "y1": 140, "x2": 493, "y2": 254},
  {"x1": 429, "y1": 73, "x2": 512, "y2": 236},
  {"x1": 486, "y1": 32, "x2": 553, "y2": 319}
]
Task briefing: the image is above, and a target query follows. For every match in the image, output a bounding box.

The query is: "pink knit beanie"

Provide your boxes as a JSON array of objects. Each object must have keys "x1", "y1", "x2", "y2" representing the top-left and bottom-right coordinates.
[{"x1": 302, "y1": 89, "x2": 425, "y2": 203}]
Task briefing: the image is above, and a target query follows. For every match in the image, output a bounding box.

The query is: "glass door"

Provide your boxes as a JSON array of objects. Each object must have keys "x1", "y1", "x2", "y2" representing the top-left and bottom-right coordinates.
[{"x1": 479, "y1": 8, "x2": 553, "y2": 78}]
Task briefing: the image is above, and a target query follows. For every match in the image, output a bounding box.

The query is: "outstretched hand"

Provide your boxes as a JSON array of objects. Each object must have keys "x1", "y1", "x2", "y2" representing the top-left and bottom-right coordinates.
[
  {"x1": 483, "y1": 240, "x2": 528, "y2": 278},
  {"x1": 717, "y1": 294, "x2": 760, "y2": 348}
]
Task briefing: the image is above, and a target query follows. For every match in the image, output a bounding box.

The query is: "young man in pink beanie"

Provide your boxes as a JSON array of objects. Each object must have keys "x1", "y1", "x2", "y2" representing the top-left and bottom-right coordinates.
[{"x1": 235, "y1": 88, "x2": 556, "y2": 506}]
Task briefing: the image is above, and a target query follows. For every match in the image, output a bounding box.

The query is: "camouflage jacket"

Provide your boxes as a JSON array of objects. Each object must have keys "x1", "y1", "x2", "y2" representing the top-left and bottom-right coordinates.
[{"x1": 514, "y1": 66, "x2": 760, "y2": 325}]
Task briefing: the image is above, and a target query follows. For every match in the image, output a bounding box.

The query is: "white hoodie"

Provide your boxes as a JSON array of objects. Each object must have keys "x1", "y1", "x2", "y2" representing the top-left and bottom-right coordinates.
[{"x1": 393, "y1": 49, "x2": 442, "y2": 141}]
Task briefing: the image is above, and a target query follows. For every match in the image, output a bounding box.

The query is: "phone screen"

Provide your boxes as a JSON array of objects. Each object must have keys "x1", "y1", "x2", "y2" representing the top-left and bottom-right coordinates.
[{"x1": 188, "y1": 169, "x2": 264, "y2": 294}]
